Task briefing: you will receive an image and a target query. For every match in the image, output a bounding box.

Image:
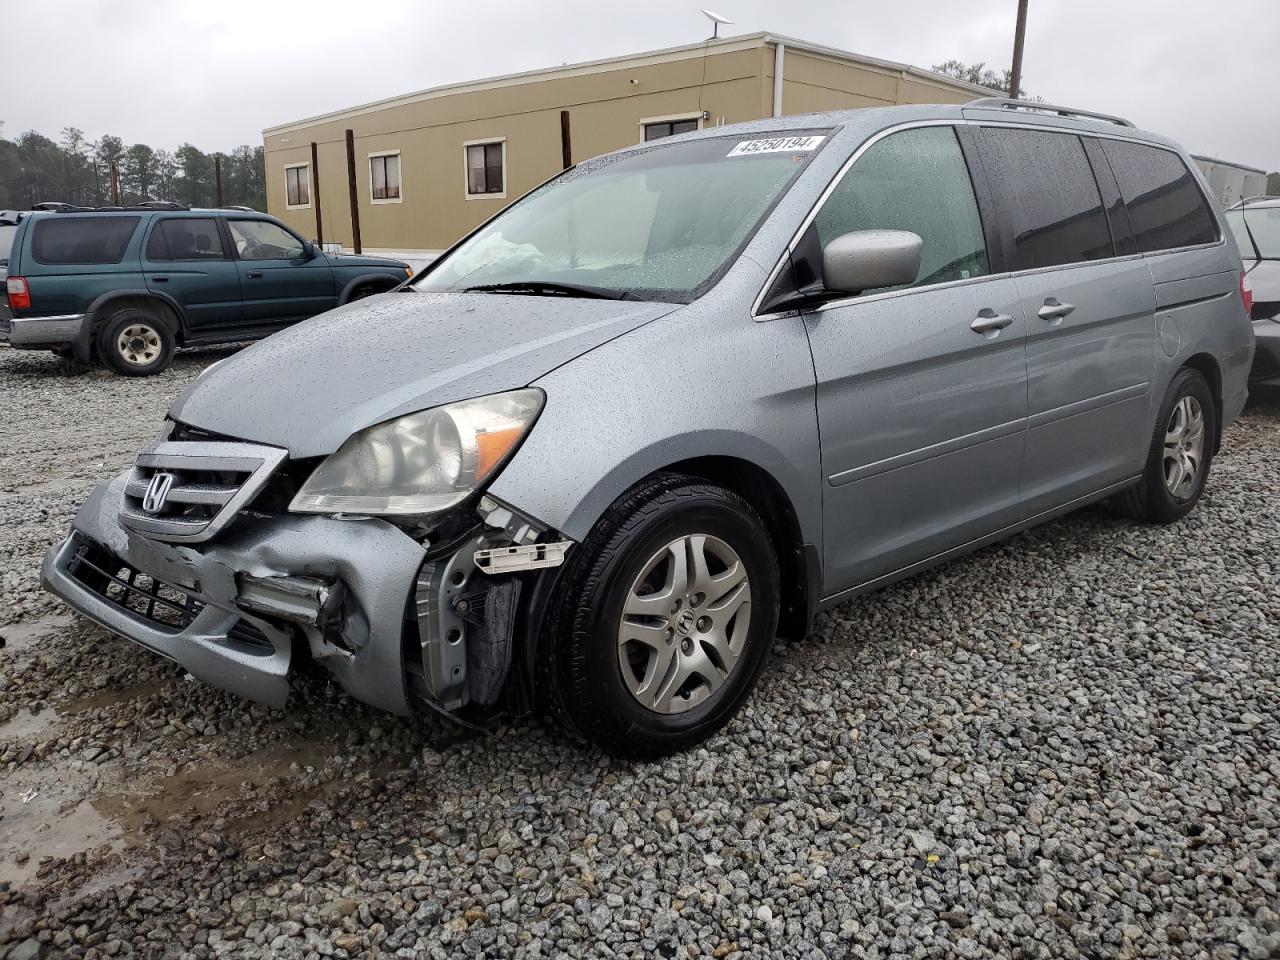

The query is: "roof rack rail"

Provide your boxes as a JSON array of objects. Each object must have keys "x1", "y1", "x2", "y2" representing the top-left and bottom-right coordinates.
[
  {"x1": 966, "y1": 96, "x2": 1135, "y2": 128},
  {"x1": 30, "y1": 201, "x2": 191, "y2": 213}
]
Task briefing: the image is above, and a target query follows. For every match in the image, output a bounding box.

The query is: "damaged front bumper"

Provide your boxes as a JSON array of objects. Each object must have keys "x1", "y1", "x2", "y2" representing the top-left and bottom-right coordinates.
[
  {"x1": 43, "y1": 466, "x2": 573, "y2": 719},
  {"x1": 42, "y1": 472, "x2": 428, "y2": 714}
]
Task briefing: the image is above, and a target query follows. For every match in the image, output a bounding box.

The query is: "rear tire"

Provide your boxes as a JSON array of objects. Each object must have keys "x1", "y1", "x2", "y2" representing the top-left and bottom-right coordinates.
[
  {"x1": 97, "y1": 308, "x2": 175, "y2": 376},
  {"x1": 541, "y1": 474, "x2": 780, "y2": 759},
  {"x1": 1116, "y1": 367, "x2": 1215, "y2": 523}
]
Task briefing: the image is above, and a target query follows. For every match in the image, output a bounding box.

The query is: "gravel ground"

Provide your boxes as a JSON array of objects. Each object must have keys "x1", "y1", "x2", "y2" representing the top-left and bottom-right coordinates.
[{"x1": 0, "y1": 345, "x2": 1278, "y2": 960}]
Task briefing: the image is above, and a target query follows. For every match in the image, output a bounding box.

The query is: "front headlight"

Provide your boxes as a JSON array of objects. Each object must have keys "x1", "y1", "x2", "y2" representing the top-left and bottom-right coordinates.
[{"x1": 289, "y1": 389, "x2": 543, "y2": 516}]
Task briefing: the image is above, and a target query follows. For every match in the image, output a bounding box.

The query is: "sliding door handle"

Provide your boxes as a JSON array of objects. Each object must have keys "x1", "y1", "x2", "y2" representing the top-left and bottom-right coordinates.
[
  {"x1": 970, "y1": 310, "x2": 1015, "y2": 335},
  {"x1": 1038, "y1": 298, "x2": 1076, "y2": 322}
]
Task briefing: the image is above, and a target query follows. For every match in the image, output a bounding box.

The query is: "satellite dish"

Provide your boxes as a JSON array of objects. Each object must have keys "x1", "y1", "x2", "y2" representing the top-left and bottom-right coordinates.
[{"x1": 701, "y1": 8, "x2": 734, "y2": 39}]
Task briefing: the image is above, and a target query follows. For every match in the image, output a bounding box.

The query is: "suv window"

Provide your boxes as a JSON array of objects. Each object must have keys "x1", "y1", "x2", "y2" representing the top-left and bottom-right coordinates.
[
  {"x1": 227, "y1": 219, "x2": 304, "y2": 260},
  {"x1": 813, "y1": 126, "x2": 989, "y2": 292},
  {"x1": 0, "y1": 224, "x2": 17, "y2": 265},
  {"x1": 1098, "y1": 140, "x2": 1219, "y2": 253},
  {"x1": 31, "y1": 216, "x2": 139, "y2": 265},
  {"x1": 145, "y1": 218, "x2": 227, "y2": 261},
  {"x1": 974, "y1": 128, "x2": 1113, "y2": 271}
]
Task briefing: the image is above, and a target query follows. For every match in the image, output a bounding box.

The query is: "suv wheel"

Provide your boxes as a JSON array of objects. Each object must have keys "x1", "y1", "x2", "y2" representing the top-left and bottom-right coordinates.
[
  {"x1": 98, "y1": 308, "x2": 175, "y2": 376},
  {"x1": 1117, "y1": 367, "x2": 1216, "y2": 523},
  {"x1": 542, "y1": 474, "x2": 780, "y2": 758}
]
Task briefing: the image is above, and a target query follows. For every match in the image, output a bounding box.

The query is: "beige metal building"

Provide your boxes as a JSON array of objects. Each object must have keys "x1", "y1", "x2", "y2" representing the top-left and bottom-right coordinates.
[{"x1": 263, "y1": 32, "x2": 994, "y2": 261}]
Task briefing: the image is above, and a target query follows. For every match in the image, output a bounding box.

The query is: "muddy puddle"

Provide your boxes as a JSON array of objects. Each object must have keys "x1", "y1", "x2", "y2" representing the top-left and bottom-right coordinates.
[
  {"x1": 0, "y1": 612, "x2": 74, "y2": 656},
  {"x1": 0, "y1": 735, "x2": 350, "y2": 891},
  {"x1": 0, "y1": 706, "x2": 61, "y2": 740}
]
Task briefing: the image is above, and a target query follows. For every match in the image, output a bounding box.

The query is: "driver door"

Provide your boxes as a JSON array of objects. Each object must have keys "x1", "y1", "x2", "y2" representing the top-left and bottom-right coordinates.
[
  {"x1": 223, "y1": 217, "x2": 336, "y2": 327},
  {"x1": 804, "y1": 125, "x2": 1029, "y2": 594}
]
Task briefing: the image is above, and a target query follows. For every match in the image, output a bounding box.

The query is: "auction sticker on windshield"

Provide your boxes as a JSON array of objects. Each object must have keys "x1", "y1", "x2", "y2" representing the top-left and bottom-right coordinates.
[{"x1": 727, "y1": 136, "x2": 825, "y2": 157}]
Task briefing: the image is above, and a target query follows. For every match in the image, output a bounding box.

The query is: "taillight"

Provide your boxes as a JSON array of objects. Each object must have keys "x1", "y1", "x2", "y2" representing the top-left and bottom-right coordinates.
[
  {"x1": 1240, "y1": 270, "x2": 1254, "y2": 317},
  {"x1": 5, "y1": 276, "x2": 30, "y2": 311}
]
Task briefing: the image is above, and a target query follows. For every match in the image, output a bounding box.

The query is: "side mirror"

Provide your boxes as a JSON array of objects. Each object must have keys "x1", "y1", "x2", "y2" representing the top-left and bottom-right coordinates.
[
  {"x1": 822, "y1": 229, "x2": 923, "y2": 295},
  {"x1": 302, "y1": 240, "x2": 319, "y2": 259}
]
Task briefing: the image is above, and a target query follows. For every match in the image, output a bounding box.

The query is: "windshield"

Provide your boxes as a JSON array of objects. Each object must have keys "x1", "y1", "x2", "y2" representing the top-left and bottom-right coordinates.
[
  {"x1": 1229, "y1": 207, "x2": 1280, "y2": 260},
  {"x1": 415, "y1": 133, "x2": 829, "y2": 301},
  {"x1": 0, "y1": 224, "x2": 16, "y2": 266}
]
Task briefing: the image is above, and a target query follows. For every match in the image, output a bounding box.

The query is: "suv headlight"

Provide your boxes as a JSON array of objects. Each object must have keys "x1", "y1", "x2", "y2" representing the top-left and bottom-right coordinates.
[{"x1": 289, "y1": 389, "x2": 543, "y2": 516}]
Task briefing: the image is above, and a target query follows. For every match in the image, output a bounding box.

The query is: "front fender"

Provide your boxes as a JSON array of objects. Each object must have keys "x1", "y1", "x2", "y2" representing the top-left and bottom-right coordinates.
[
  {"x1": 485, "y1": 302, "x2": 822, "y2": 551},
  {"x1": 338, "y1": 272, "x2": 407, "y2": 304}
]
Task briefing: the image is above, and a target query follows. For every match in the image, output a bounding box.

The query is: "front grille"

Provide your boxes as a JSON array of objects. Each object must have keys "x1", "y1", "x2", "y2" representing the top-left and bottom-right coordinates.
[
  {"x1": 119, "y1": 439, "x2": 287, "y2": 543},
  {"x1": 68, "y1": 540, "x2": 204, "y2": 632}
]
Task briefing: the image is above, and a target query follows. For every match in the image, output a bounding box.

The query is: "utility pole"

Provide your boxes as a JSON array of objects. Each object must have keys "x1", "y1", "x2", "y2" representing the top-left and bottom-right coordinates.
[
  {"x1": 1008, "y1": 0, "x2": 1029, "y2": 100},
  {"x1": 110, "y1": 160, "x2": 121, "y2": 204},
  {"x1": 345, "y1": 129, "x2": 362, "y2": 254},
  {"x1": 214, "y1": 155, "x2": 224, "y2": 207}
]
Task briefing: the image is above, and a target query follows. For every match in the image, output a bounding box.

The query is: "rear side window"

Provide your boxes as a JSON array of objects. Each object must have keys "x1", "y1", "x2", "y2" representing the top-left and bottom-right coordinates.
[
  {"x1": 974, "y1": 128, "x2": 1113, "y2": 271},
  {"x1": 813, "y1": 126, "x2": 989, "y2": 292},
  {"x1": 31, "y1": 216, "x2": 139, "y2": 265},
  {"x1": 1098, "y1": 140, "x2": 1219, "y2": 252},
  {"x1": 146, "y1": 218, "x2": 227, "y2": 261}
]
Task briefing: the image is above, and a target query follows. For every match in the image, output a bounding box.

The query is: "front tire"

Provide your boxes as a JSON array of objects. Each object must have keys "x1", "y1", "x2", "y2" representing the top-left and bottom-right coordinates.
[
  {"x1": 542, "y1": 475, "x2": 780, "y2": 759},
  {"x1": 98, "y1": 308, "x2": 175, "y2": 376},
  {"x1": 1117, "y1": 367, "x2": 1215, "y2": 523}
]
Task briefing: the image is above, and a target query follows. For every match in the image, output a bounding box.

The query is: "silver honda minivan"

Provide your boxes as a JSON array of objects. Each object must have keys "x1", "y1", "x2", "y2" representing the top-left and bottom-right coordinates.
[{"x1": 43, "y1": 99, "x2": 1254, "y2": 758}]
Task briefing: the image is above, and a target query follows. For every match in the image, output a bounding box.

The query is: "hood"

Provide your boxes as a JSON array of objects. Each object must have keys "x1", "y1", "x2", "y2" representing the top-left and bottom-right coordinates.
[
  {"x1": 324, "y1": 252, "x2": 408, "y2": 270},
  {"x1": 170, "y1": 291, "x2": 677, "y2": 457}
]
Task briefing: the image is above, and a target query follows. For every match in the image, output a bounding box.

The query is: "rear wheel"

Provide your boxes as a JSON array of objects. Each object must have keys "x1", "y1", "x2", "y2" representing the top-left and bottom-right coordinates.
[
  {"x1": 98, "y1": 308, "x2": 175, "y2": 376},
  {"x1": 1116, "y1": 368, "x2": 1215, "y2": 523},
  {"x1": 541, "y1": 475, "x2": 780, "y2": 758}
]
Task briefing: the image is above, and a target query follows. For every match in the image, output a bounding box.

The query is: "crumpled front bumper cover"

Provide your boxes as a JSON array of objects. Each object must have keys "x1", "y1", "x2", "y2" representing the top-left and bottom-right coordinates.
[{"x1": 42, "y1": 472, "x2": 426, "y2": 715}]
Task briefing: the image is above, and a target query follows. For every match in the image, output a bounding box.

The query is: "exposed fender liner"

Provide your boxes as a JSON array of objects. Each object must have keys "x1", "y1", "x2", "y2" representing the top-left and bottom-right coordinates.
[
  {"x1": 74, "y1": 289, "x2": 188, "y2": 361},
  {"x1": 338, "y1": 272, "x2": 406, "y2": 305}
]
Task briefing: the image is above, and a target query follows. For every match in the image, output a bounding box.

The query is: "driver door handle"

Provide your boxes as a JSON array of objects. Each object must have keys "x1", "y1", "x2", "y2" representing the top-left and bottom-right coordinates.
[
  {"x1": 970, "y1": 310, "x2": 1015, "y2": 335},
  {"x1": 1038, "y1": 298, "x2": 1076, "y2": 322},
  {"x1": 246, "y1": 271, "x2": 264, "y2": 279}
]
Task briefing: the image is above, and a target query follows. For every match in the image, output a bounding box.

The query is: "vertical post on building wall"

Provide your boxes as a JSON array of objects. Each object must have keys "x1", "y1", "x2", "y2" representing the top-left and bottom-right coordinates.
[
  {"x1": 560, "y1": 110, "x2": 573, "y2": 169},
  {"x1": 1008, "y1": 0, "x2": 1029, "y2": 99},
  {"x1": 110, "y1": 160, "x2": 120, "y2": 204},
  {"x1": 214, "y1": 155, "x2": 224, "y2": 207},
  {"x1": 344, "y1": 128, "x2": 362, "y2": 255},
  {"x1": 772, "y1": 42, "x2": 786, "y2": 117},
  {"x1": 310, "y1": 140, "x2": 323, "y2": 244}
]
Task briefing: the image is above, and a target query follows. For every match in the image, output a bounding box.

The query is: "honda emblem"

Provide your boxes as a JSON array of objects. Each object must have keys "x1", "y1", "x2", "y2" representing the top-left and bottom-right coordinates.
[{"x1": 141, "y1": 471, "x2": 175, "y2": 513}]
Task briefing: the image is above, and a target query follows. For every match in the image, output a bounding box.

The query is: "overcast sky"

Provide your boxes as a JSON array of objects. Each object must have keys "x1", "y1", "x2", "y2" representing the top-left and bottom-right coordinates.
[{"x1": 2, "y1": 0, "x2": 1275, "y2": 171}]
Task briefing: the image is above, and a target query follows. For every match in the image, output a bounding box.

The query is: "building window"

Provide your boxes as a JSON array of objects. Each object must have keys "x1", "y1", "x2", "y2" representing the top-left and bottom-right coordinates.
[
  {"x1": 285, "y1": 163, "x2": 311, "y2": 209},
  {"x1": 643, "y1": 117, "x2": 700, "y2": 141},
  {"x1": 369, "y1": 151, "x2": 402, "y2": 202},
  {"x1": 465, "y1": 140, "x2": 505, "y2": 198}
]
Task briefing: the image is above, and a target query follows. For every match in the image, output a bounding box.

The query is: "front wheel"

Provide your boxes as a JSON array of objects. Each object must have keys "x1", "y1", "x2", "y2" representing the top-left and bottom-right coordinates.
[
  {"x1": 1117, "y1": 367, "x2": 1216, "y2": 523},
  {"x1": 542, "y1": 475, "x2": 780, "y2": 759}
]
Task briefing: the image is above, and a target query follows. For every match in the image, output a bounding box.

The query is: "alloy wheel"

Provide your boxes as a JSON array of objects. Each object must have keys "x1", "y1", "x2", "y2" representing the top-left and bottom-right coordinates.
[
  {"x1": 1163, "y1": 395, "x2": 1205, "y2": 498},
  {"x1": 616, "y1": 534, "x2": 751, "y2": 715}
]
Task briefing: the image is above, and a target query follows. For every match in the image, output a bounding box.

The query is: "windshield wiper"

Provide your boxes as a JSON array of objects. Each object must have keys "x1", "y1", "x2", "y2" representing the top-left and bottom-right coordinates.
[{"x1": 463, "y1": 280, "x2": 637, "y2": 301}]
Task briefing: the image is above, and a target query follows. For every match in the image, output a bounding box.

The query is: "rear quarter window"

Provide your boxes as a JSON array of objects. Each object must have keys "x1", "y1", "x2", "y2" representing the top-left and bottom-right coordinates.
[
  {"x1": 31, "y1": 216, "x2": 140, "y2": 265},
  {"x1": 1098, "y1": 140, "x2": 1219, "y2": 253}
]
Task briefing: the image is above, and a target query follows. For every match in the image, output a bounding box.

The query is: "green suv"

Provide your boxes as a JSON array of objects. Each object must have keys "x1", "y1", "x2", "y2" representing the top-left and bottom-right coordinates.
[{"x1": 1, "y1": 207, "x2": 411, "y2": 375}]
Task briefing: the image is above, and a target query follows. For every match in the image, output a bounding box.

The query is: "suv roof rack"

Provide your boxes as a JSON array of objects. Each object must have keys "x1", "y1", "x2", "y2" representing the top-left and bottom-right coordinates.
[
  {"x1": 966, "y1": 96, "x2": 1135, "y2": 128},
  {"x1": 31, "y1": 201, "x2": 191, "y2": 213}
]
